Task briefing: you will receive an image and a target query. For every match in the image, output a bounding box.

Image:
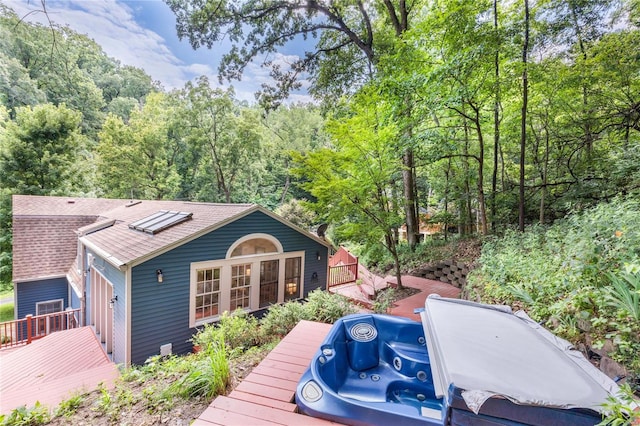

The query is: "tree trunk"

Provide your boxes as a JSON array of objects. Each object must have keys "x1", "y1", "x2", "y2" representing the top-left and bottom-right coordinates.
[
  {"x1": 473, "y1": 115, "x2": 489, "y2": 235},
  {"x1": 491, "y1": 0, "x2": 500, "y2": 233},
  {"x1": 403, "y1": 148, "x2": 419, "y2": 248},
  {"x1": 462, "y1": 119, "x2": 473, "y2": 235},
  {"x1": 390, "y1": 245, "x2": 404, "y2": 289},
  {"x1": 444, "y1": 159, "x2": 451, "y2": 240},
  {"x1": 519, "y1": 0, "x2": 529, "y2": 232},
  {"x1": 540, "y1": 124, "x2": 549, "y2": 224}
]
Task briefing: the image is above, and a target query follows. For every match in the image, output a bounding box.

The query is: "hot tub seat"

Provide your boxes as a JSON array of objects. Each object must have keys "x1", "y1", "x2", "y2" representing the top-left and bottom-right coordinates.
[{"x1": 297, "y1": 314, "x2": 444, "y2": 426}]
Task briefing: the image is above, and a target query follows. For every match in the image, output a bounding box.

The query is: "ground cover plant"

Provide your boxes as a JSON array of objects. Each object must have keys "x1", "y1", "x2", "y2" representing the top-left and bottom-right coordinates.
[
  {"x1": 467, "y1": 197, "x2": 640, "y2": 395},
  {"x1": 0, "y1": 290, "x2": 357, "y2": 425}
]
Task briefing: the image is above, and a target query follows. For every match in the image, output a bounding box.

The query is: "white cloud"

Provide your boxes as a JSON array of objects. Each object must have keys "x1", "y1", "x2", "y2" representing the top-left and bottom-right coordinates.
[
  {"x1": 5, "y1": 0, "x2": 200, "y2": 89},
  {"x1": 3, "y1": 0, "x2": 313, "y2": 104}
]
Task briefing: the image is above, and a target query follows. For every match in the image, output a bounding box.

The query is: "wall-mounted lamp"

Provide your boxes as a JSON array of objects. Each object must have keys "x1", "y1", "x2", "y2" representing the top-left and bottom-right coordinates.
[
  {"x1": 109, "y1": 295, "x2": 118, "y2": 309},
  {"x1": 311, "y1": 272, "x2": 318, "y2": 282},
  {"x1": 156, "y1": 269, "x2": 164, "y2": 283},
  {"x1": 316, "y1": 251, "x2": 321, "y2": 261}
]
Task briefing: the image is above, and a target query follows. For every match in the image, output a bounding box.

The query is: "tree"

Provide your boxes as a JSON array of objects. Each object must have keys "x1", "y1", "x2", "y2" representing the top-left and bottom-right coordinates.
[
  {"x1": 0, "y1": 103, "x2": 84, "y2": 194},
  {"x1": 519, "y1": 0, "x2": 530, "y2": 232},
  {"x1": 293, "y1": 87, "x2": 406, "y2": 287},
  {"x1": 0, "y1": 103, "x2": 84, "y2": 288},
  {"x1": 258, "y1": 104, "x2": 330, "y2": 208},
  {"x1": 176, "y1": 77, "x2": 262, "y2": 203},
  {"x1": 96, "y1": 92, "x2": 181, "y2": 199},
  {"x1": 166, "y1": 0, "x2": 422, "y2": 249}
]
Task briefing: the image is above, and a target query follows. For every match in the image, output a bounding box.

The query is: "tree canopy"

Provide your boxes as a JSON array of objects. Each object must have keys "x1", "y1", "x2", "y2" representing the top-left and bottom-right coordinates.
[{"x1": 1, "y1": 0, "x2": 639, "y2": 288}]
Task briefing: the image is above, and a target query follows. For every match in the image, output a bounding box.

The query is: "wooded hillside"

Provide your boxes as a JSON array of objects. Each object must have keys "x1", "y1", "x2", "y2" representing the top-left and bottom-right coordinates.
[{"x1": 1, "y1": 0, "x2": 639, "y2": 298}]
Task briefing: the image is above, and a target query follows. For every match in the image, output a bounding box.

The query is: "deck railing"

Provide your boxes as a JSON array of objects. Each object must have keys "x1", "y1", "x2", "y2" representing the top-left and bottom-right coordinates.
[
  {"x1": 328, "y1": 247, "x2": 359, "y2": 287},
  {"x1": 328, "y1": 263, "x2": 359, "y2": 287},
  {"x1": 0, "y1": 308, "x2": 81, "y2": 350}
]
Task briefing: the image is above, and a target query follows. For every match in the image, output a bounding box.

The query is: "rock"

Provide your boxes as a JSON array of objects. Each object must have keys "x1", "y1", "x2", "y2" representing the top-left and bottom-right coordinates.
[
  {"x1": 599, "y1": 356, "x2": 627, "y2": 380},
  {"x1": 588, "y1": 338, "x2": 616, "y2": 358}
]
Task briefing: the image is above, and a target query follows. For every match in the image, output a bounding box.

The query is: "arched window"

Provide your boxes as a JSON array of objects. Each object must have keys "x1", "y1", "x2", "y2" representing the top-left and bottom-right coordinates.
[{"x1": 226, "y1": 233, "x2": 283, "y2": 258}]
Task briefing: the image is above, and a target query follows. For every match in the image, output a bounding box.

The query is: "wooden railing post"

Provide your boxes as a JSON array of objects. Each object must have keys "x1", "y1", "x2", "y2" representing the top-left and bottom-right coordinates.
[
  {"x1": 26, "y1": 314, "x2": 32, "y2": 344},
  {"x1": 354, "y1": 257, "x2": 359, "y2": 281}
]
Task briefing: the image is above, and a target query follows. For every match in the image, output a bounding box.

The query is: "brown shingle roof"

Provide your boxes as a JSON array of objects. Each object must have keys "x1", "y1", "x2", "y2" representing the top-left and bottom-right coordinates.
[
  {"x1": 12, "y1": 195, "x2": 257, "y2": 280},
  {"x1": 81, "y1": 201, "x2": 256, "y2": 267},
  {"x1": 12, "y1": 195, "x2": 128, "y2": 282}
]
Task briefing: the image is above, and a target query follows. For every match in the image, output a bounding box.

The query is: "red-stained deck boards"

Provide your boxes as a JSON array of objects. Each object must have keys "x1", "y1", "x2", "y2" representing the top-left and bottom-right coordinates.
[{"x1": 194, "y1": 320, "x2": 335, "y2": 425}]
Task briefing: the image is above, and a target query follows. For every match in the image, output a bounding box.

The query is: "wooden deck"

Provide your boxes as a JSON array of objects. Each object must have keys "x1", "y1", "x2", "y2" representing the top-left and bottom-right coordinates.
[
  {"x1": 194, "y1": 320, "x2": 336, "y2": 425},
  {"x1": 0, "y1": 326, "x2": 118, "y2": 414}
]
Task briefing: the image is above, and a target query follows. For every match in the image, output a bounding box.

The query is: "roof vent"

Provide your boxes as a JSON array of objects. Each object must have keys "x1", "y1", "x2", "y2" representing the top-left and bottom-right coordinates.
[
  {"x1": 125, "y1": 200, "x2": 141, "y2": 207},
  {"x1": 129, "y1": 211, "x2": 192, "y2": 235},
  {"x1": 67, "y1": 200, "x2": 76, "y2": 204}
]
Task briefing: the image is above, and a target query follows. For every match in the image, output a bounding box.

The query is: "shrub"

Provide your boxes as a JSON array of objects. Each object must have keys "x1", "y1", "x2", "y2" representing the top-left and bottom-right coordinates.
[
  {"x1": 259, "y1": 290, "x2": 357, "y2": 341},
  {"x1": 259, "y1": 300, "x2": 308, "y2": 340},
  {"x1": 468, "y1": 197, "x2": 640, "y2": 382},
  {"x1": 0, "y1": 402, "x2": 50, "y2": 426},
  {"x1": 372, "y1": 288, "x2": 396, "y2": 314},
  {"x1": 192, "y1": 310, "x2": 259, "y2": 356},
  {"x1": 598, "y1": 383, "x2": 640, "y2": 425},
  {"x1": 303, "y1": 289, "x2": 357, "y2": 323}
]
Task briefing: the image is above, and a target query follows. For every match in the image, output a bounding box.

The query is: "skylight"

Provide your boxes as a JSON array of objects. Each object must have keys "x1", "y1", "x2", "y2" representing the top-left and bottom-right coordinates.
[{"x1": 129, "y1": 211, "x2": 192, "y2": 235}]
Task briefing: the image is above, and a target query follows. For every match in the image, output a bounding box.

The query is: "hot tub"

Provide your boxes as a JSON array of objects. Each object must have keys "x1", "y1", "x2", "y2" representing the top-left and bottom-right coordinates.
[
  {"x1": 296, "y1": 296, "x2": 624, "y2": 426},
  {"x1": 297, "y1": 314, "x2": 444, "y2": 425}
]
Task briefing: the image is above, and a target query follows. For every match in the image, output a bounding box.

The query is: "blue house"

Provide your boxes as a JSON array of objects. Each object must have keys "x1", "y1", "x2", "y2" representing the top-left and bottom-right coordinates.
[{"x1": 12, "y1": 195, "x2": 331, "y2": 366}]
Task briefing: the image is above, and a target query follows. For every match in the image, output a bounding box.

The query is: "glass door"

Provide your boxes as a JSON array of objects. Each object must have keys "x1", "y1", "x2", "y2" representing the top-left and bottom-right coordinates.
[{"x1": 259, "y1": 260, "x2": 279, "y2": 308}]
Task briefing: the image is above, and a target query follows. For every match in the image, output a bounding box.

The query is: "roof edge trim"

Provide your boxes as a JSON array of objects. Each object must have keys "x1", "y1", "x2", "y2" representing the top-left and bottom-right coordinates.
[{"x1": 80, "y1": 237, "x2": 127, "y2": 271}]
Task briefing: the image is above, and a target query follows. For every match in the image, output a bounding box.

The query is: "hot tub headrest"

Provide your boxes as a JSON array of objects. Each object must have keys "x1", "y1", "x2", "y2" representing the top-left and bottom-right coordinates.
[{"x1": 343, "y1": 316, "x2": 379, "y2": 371}]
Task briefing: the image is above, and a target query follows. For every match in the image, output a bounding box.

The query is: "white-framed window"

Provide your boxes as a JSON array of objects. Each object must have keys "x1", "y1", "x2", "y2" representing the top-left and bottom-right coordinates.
[
  {"x1": 226, "y1": 233, "x2": 283, "y2": 258},
  {"x1": 284, "y1": 257, "x2": 302, "y2": 301},
  {"x1": 230, "y1": 263, "x2": 251, "y2": 310},
  {"x1": 36, "y1": 299, "x2": 64, "y2": 316},
  {"x1": 195, "y1": 267, "x2": 221, "y2": 322},
  {"x1": 190, "y1": 235, "x2": 305, "y2": 327},
  {"x1": 259, "y1": 259, "x2": 279, "y2": 307}
]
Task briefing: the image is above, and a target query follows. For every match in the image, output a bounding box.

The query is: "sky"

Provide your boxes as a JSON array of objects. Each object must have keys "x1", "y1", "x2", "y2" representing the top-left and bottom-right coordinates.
[{"x1": 2, "y1": 0, "x2": 313, "y2": 103}]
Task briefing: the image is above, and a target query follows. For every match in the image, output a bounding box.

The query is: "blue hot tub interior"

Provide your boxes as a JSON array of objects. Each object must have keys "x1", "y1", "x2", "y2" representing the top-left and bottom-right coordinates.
[{"x1": 297, "y1": 314, "x2": 445, "y2": 425}]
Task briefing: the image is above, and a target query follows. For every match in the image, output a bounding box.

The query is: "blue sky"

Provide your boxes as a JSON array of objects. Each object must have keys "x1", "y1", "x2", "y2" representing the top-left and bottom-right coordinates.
[{"x1": 3, "y1": 0, "x2": 313, "y2": 103}]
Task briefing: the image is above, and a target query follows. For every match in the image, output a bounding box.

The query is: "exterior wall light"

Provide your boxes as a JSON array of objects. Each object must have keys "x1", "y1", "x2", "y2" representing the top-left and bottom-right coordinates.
[
  {"x1": 316, "y1": 251, "x2": 321, "y2": 261},
  {"x1": 156, "y1": 269, "x2": 164, "y2": 283},
  {"x1": 109, "y1": 295, "x2": 118, "y2": 309}
]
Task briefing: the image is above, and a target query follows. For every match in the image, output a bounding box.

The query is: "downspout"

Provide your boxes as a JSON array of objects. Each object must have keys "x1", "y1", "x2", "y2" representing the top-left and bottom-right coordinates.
[{"x1": 81, "y1": 245, "x2": 87, "y2": 327}]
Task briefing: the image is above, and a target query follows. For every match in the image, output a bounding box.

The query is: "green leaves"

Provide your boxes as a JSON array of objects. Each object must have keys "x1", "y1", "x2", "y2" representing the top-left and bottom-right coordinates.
[
  {"x1": 0, "y1": 103, "x2": 83, "y2": 194},
  {"x1": 97, "y1": 92, "x2": 181, "y2": 200},
  {"x1": 605, "y1": 271, "x2": 640, "y2": 323},
  {"x1": 469, "y1": 197, "x2": 640, "y2": 379}
]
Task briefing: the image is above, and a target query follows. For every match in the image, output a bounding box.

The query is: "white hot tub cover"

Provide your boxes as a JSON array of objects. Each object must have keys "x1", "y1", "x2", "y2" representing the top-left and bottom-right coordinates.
[{"x1": 420, "y1": 295, "x2": 621, "y2": 414}]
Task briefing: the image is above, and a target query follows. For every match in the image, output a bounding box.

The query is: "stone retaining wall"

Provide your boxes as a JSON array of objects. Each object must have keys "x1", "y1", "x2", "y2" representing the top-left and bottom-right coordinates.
[{"x1": 411, "y1": 260, "x2": 473, "y2": 289}]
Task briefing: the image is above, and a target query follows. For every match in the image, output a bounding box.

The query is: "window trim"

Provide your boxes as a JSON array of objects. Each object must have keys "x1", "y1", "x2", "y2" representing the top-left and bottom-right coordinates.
[
  {"x1": 190, "y1": 250, "x2": 305, "y2": 328},
  {"x1": 194, "y1": 266, "x2": 221, "y2": 323},
  {"x1": 225, "y1": 233, "x2": 284, "y2": 259},
  {"x1": 230, "y1": 263, "x2": 252, "y2": 311},
  {"x1": 36, "y1": 299, "x2": 64, "y2": 316}
]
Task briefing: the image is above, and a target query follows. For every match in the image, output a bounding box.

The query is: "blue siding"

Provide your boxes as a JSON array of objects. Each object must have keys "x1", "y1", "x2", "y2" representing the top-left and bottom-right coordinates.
[
  {"x1": 129, "y1": 210, "x2": 329, "y2": 364},
  {"x1": 70, "y1": 286, "x2": 81, "y2": 310},
  {"x1": 16, "y1": 278, "x2": 68, "y2": 319},
  {"x1": 86, "y1": 250, "x2": 127, "y2": 365}
]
